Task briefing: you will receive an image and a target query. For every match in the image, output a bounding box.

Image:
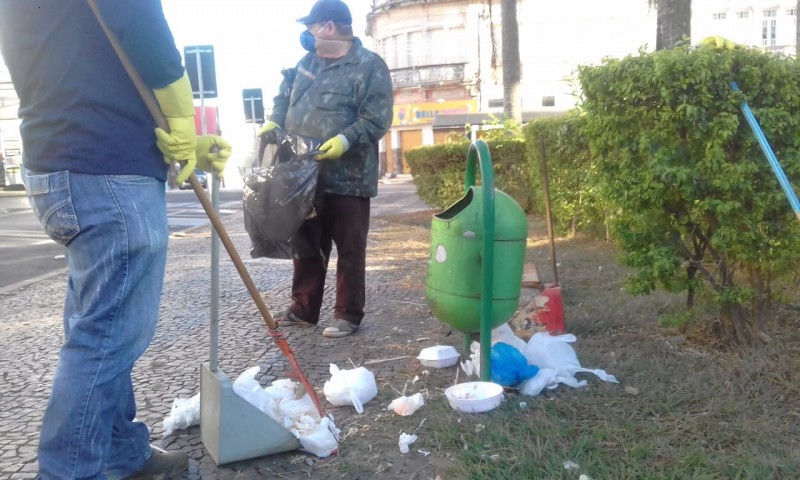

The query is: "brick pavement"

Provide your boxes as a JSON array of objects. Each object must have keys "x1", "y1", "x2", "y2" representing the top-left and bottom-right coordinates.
[{"x1": 0, "y1": 178, "x2": 449, "y2": 479}]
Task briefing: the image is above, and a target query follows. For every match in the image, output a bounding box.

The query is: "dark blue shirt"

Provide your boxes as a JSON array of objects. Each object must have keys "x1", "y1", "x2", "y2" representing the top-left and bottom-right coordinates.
[{"x1": 0, "y1": 0, "x2": 184, "y2": 180}]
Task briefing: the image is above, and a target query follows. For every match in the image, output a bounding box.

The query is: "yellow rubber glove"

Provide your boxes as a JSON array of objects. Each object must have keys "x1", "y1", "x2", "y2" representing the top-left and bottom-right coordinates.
[
  {"x1": 699, "y1": 35, "x2": 737, "y2": 50},
  {"x1": 258, "y1": 121, "x2": 280, "y2": 137},
  {"x1": 316, "y1": 135, "x2": 347, "y2": 160},
  {"x1": 153, "y1": 72, "x2": 197, "y2": 184},
  {"x1": 196, "y1": 135, "x2": 232, "y2": 178}
]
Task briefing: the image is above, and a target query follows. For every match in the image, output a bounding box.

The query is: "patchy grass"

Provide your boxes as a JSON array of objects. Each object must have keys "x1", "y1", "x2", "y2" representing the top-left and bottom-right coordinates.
[{"x1": 361, "y1": 212, "x2": 800, "y2": 480}]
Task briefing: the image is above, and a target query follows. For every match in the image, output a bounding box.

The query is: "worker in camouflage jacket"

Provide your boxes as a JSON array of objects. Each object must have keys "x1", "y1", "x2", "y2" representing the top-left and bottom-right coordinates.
[{"x1": 261, "y1": 0, "x2": 393, "y2": 338}]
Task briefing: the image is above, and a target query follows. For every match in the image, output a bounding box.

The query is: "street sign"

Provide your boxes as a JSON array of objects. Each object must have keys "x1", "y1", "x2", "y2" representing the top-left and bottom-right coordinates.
[
  {"x1": 184, "y1": 45, "x2": 217, "y2": 99},
  {"x1": 242, "y1": 88, "x2": 264, "y2": 124}
]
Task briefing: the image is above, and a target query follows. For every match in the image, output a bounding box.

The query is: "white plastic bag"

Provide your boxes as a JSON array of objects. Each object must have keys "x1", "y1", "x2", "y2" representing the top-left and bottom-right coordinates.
[
  {"x1": 161, "y1": 392, "x2": 200, "y2": 437},
  {"x1": 398, "y1": 432, "x2": 418, "y2": 454},
  {"x1": 323, "y1": 364, "x2": 378, "y2": 414},
  {"x1": 387, "y1": 393, "x2": 424, "y2": 416},
  {"x1": 522, "y1": 333, "x2": 618, "y2": 393},
  {"x1": 491, "y1": 322, "x2": 527, "y2": 351},
  {"x1": 296, "y1": 416, "x2": 340, "y2": 458}
]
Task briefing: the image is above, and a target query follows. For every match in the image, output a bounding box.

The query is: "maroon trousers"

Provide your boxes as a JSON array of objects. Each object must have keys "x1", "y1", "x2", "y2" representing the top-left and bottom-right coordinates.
[{"x1": 288, "y1": 193, "x2": 371, "y2": 325}]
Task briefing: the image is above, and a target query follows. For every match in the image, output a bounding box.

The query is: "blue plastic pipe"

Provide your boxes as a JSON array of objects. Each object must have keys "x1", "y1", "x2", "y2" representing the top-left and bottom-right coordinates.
[{"x1": 731, "y1": 81, "x2": 800, "y2": 222}]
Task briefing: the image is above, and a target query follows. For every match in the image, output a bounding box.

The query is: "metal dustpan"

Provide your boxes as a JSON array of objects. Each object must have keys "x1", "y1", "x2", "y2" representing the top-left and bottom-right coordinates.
[{"x1": 200, "y1": 363, "x2": 299, "y2": 465}]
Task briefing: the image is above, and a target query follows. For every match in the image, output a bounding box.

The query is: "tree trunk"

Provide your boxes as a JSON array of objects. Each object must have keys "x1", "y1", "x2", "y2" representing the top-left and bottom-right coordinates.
[
  {"x1": 501, "y1": 0, "x2": 522, "y2": 122},
  {"x1": 656, "y1": 0, "x2": 692, "y2": 50}
]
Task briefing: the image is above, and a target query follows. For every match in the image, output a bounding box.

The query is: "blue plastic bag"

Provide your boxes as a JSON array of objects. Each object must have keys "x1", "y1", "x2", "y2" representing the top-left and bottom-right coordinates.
[{"x1": 491, "y1": 342, "x2": 539, "y2": 387}]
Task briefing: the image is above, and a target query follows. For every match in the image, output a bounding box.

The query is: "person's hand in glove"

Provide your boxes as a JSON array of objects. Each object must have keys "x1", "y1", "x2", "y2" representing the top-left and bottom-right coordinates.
[
  {"x1": 258, "y1": 121, "x2": 280, "y2": 137},
  {"x1": 196, "y1": 135, "x2": 232, "y2": 178},
  {"x1": 699, "y1": 35, "x2": 737, "y2": 50},
  {"x1": 316, "y1": 134, "x2": 349, "y2": 161},
  {"x1": 153, "y1": 72, "x2": 197, "y2": 184}
]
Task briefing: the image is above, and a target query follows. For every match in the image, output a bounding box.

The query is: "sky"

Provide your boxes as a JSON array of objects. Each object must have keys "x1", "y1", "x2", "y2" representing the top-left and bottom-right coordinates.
[{"x1": 160, "y1": 0, "x2": 373, "y2": 172}]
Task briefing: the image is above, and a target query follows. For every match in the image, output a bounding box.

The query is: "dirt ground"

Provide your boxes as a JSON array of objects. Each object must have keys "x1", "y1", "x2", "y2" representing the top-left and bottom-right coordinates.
[{"x1": 255, "y1": 209, "x2": 800, "y2": 479}]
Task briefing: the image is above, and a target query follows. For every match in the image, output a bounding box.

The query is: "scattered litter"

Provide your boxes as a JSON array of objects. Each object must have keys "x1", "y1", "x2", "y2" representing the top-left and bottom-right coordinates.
[
  {"x1": 398, "y1": 432, "x2": 417, "y2": 454},
  {"x1": 161, "y1": 392, "x2": 200, "y2": 437},
  {"x1": 492, "y1": 323, "x2": 527, "y2": 351},
  {"x1": 417, "y1": 345, "x2": 460, "y2": 368},
  {"x1": 323, "y1": 363, "x2": 378, "y2": 414},
  {"x1": 230, "y1": 366, "x2": 340, "y2": 458},
  {"x1": 460, "y1": 341, "x2": 481, "y2": 377},
  {"x1": 521, "y1": 333, "x2": 618, "y2": 394},
  {"x1": 387, "y1": 393, "x2": 424, "y2": 416},
  {"x1": 412, "y1": 375, "x2": 420, "y2": 383},
  {"x1": 416, "y1": 337, "x2": 430, "y2": 342},
  {"x1": 624, "y1": 385, "x2": 640, "y2": 396},
  {"x1": 580, "y1": 475, "x2": 594, "y2": 480},
  {"x1": 563, "y1": 460, "x2": 580, "y2": 470},
  {"x1": 418, "y1": 449, "x2": 431, "y2": 456},
  {"x1": 519, "y1": 402, "x2": 528, "y2": 409}
]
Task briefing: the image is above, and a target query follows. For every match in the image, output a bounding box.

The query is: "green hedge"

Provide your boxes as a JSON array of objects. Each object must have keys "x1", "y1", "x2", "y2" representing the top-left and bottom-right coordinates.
[
  {"x1": 523, "y1": 114, "x2": 603, "y2": 236},
  {"x1": 406, "y1": 140, "x2": 532, "y2": 211}
]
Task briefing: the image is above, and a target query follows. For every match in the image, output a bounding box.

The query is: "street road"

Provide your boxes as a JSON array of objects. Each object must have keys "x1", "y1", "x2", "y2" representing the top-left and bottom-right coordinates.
[{"x1": 0, "y1": 178, "x2": 429, "y2": 293}]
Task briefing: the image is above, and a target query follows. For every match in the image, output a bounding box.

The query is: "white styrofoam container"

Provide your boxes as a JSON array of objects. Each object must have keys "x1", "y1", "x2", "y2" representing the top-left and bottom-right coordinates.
[
  {"x1": 417, "y1": 345, "x2": 460, "y2": 368},
  {"x1": 444, "y1": 381, "x2": 504, "y2": 413}
]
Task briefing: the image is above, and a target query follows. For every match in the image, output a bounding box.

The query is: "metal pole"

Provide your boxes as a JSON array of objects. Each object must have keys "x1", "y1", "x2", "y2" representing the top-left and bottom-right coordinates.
[
  {"x1": 249, "y1": 98, "x2": 257, "y2": 139},
  {"x1": 195, "y1": 50, "x2": 220, "y2": 373}
]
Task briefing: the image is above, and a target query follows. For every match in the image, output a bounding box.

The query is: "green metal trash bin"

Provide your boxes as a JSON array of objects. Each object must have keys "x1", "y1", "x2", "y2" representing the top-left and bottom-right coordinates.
[{"x1": 425, "y1": 182, "x2": 528, "y2": 334}]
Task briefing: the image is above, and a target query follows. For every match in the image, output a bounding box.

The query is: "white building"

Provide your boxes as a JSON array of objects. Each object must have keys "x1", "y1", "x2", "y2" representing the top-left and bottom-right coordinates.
[{"x1": 366, "y1": 0, "x2": 798, "y2": 174}]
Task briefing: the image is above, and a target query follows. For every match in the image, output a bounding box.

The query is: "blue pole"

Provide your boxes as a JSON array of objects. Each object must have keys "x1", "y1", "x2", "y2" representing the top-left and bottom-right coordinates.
[{"x1": 731, "y1": 81, "x2": 800, "y2": 222}]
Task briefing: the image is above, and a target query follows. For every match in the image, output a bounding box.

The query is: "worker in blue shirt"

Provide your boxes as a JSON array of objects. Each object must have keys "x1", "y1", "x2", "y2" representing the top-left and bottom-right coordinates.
[{"x1": 0, "y1": 1, "x2": 230, "y2": 477}]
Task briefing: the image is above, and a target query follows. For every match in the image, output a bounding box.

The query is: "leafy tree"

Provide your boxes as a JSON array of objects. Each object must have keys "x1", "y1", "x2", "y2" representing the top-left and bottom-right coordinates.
[{"x1": 578, "y1": 45, "x2": 800, "y2": 344}]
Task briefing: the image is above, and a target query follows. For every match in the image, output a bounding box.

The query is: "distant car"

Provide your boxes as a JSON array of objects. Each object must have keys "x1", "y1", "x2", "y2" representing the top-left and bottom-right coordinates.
[
  {"x1": 2, "y1": 155, "x2": 25, "y2": 191},
  {"x1": 179, "y1": 169, "x2": 207, "y2": 190}
]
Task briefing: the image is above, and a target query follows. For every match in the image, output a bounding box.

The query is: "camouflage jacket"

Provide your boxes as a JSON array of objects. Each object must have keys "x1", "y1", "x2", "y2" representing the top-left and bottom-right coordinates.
[{"x1": 271, "y1": 38, "x2": 393, "y2": 198}]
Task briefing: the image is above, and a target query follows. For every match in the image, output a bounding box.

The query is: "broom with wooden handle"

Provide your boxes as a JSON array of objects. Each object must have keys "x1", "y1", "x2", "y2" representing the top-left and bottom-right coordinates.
[{"x1": 86, "y1": 0, "x2": 326, "y2": 416}]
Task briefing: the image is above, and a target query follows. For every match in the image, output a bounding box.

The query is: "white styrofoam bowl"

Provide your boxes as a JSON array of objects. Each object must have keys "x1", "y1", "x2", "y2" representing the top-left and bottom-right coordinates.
[
  {"x1": 417, "y1": 345, "x2": 460, "y2": 368},
  {"x1": 445, "y1": 381, "x2": 504, "y2": 413}
]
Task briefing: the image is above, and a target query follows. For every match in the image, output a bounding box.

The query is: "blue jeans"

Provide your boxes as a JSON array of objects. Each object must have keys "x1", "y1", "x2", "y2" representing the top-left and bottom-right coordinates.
[{"x1": 25, "y1": 171, "x2": 168, "y2": 479}]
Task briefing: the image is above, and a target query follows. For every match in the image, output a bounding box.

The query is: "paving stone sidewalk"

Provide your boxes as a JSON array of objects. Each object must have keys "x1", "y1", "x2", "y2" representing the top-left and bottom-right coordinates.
[{"x1": 0, "y1": 184, "x2": 450, "y2": 479}]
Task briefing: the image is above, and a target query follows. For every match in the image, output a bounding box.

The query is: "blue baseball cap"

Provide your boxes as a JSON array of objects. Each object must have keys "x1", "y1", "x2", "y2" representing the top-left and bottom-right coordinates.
[{"x1": 297, "y1": 0, "x2": 352, "y2": 26}]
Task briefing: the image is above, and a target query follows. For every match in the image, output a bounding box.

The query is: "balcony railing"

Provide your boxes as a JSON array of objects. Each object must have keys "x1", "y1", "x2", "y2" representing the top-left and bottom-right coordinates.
[{"x1": 390, "y1": 63, "x2": 465, "y2": 88}]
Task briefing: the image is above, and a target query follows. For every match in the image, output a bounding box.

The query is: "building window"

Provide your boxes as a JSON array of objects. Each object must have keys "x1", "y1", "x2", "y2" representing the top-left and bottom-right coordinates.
[
  {"x1": 787, "y1": 9, "x2": 796, "y2": 16},
  {"x1": 541, "y1": 96, "x2": 555, "y2": 107},
  {"x1": 736, "y1": 11, "x2": 749, "y2": 19},
  {"x1": 762, "y1": 10, "x2": 777, "y2": 46},
  {"x1": 488, "y1": 98, "x2": 503, "y2": 108},
  {"x1": 712, "y1": 12, "x2": 727, "y2": 20}
]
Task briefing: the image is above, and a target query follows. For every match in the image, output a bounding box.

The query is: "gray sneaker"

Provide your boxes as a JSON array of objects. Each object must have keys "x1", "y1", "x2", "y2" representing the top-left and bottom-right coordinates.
[
  {"x1": 277, "y1": 310, "x2": 314, "y2": 328},
  {"x1": 322, "y1": 319, "x2": 359, "y2": 338},
  {"x1": 122, "y1": 445, "x2": 187, "y2": 479}
]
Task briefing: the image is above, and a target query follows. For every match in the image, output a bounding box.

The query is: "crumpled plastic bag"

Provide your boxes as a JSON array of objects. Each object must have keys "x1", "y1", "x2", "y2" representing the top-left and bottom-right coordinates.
[
  {"x1": 387, "y1": 393, "x2": 424, "y2": 416},
  {"x1": 231, "y1": 366, "x2": 340, "y2": 457},
  {"x1": 491, "y1": 342, "x2": 540, "y2": 387},
  {"x1": 492, "y1": 322, "x2": 527, "y2": 351},
  {"x1": 520, "y1": 333, "x2": 618, "y2": 395},
  {"x1": 161, "y1": 392, "x2": 200, "y2": 437},
  {"x1": 242, "y1": 129, "x2": 323, "y2": 259},
  {"x1": 323, "y1": 364, "x2": 378, "y2": 414},
  {"x1": 398, "y1": 432, "x2": 418, "y2": 454}
]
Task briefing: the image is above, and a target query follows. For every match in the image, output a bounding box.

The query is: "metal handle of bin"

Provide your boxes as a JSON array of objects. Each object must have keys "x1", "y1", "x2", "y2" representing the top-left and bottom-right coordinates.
[{"x1": 465, "y1": 140, "x2": 495, "y2": 382}]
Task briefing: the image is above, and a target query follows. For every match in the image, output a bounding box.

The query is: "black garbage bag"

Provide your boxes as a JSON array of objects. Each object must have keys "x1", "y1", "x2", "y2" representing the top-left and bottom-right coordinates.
[{"x1": 242, "y1": 129, "x2": 323, "y2": 259}]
